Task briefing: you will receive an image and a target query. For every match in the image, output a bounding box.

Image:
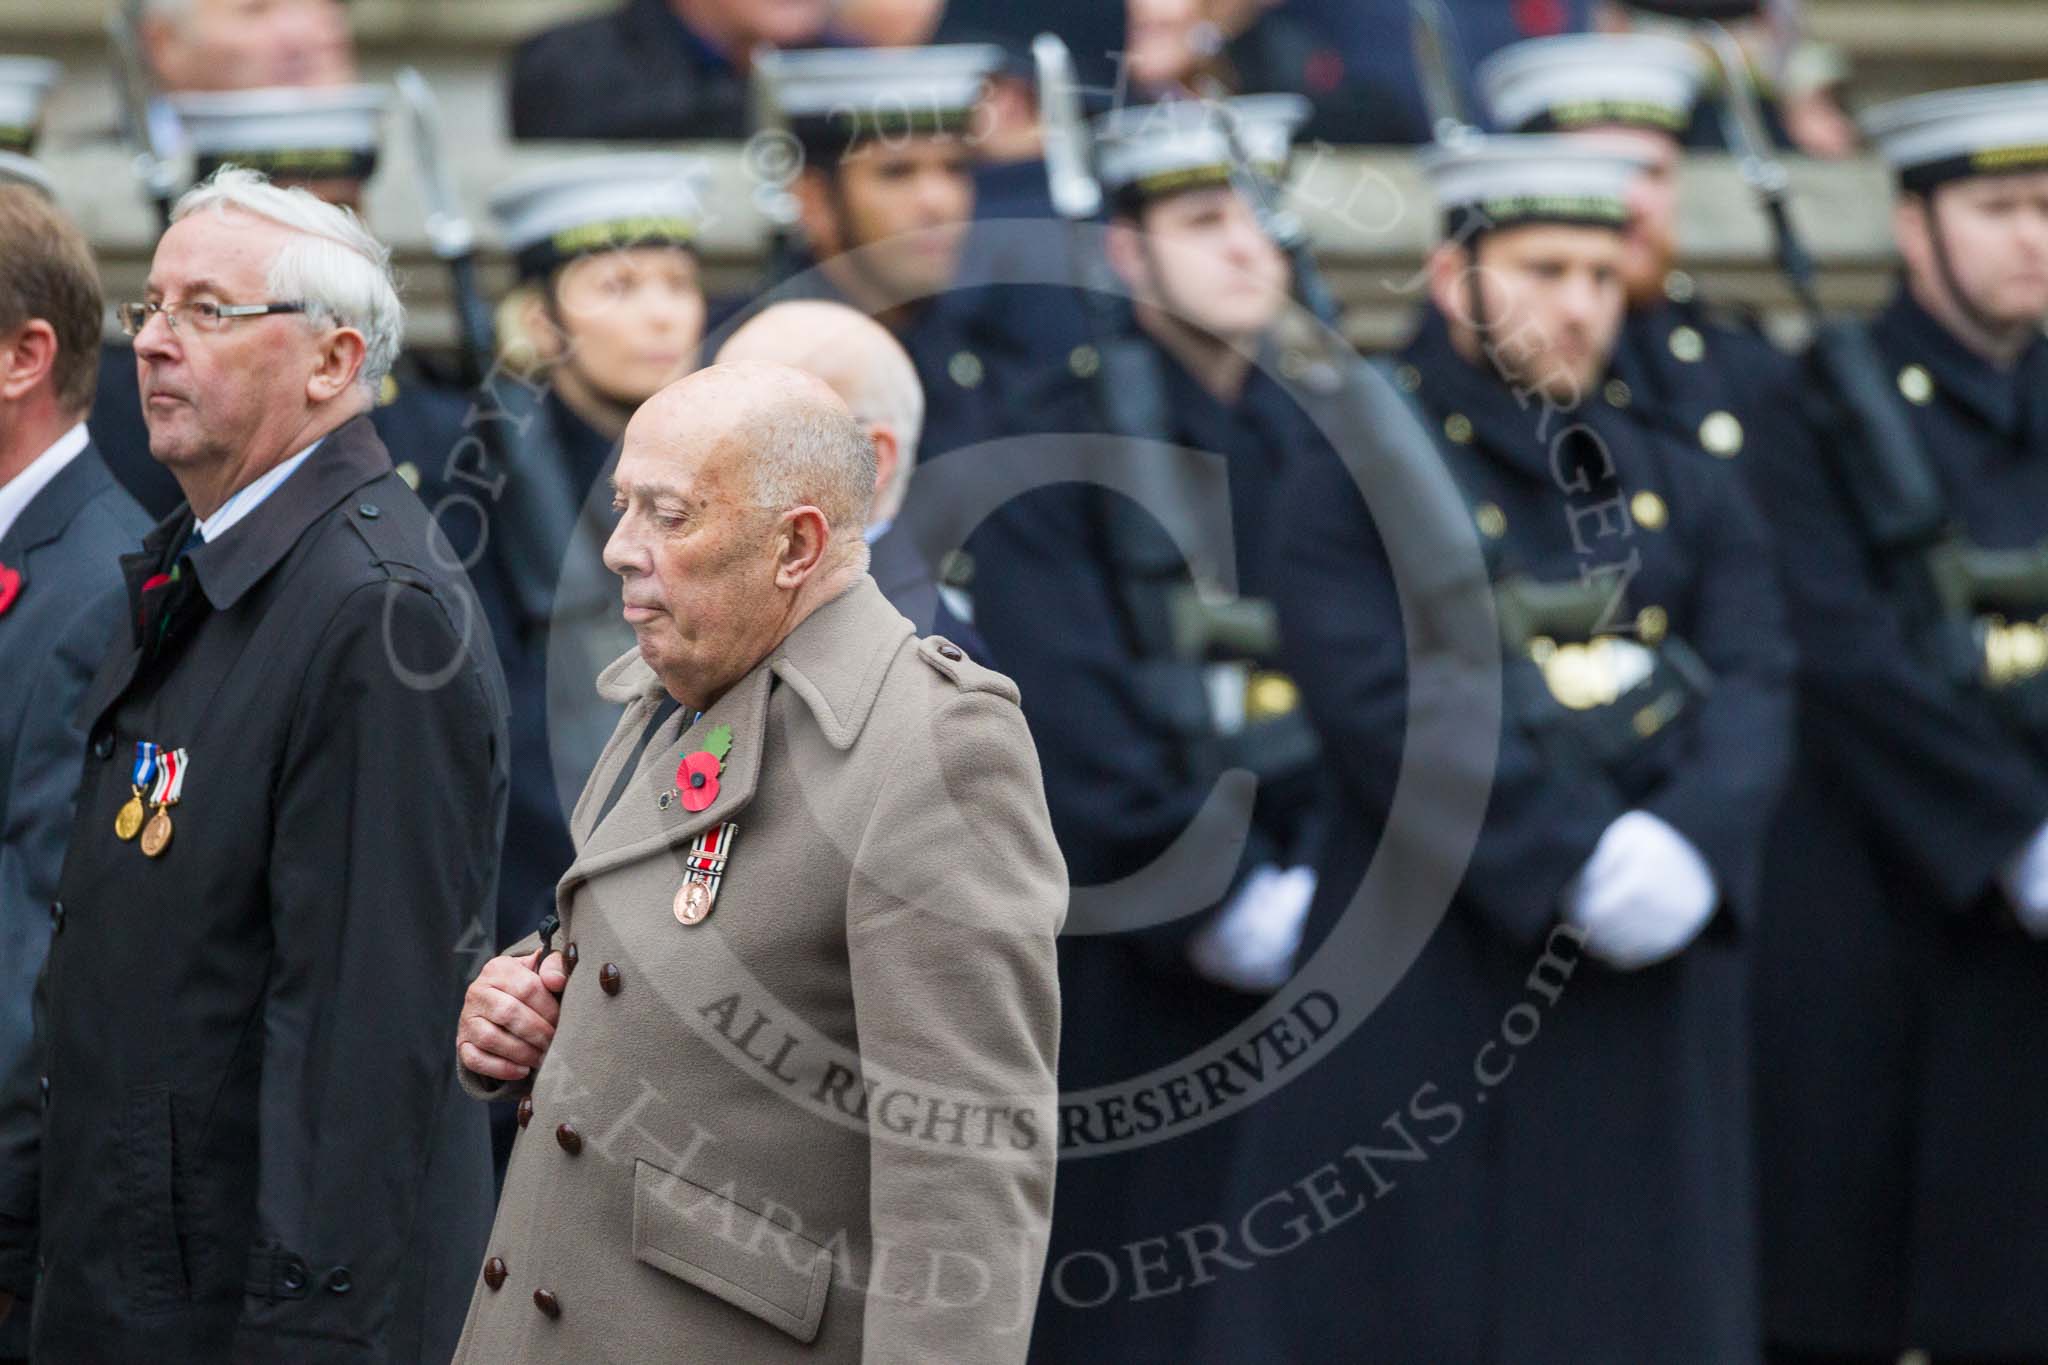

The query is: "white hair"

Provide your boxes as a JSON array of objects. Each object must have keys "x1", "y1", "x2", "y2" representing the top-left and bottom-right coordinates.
[
  {"x1": 170, "y1": 165, "x2": 404, "y2": 397},
  {"x1": 716, "y1": 300, "x2": 924, "y2": 523},
  {"x1": 743, "y1": 397, "x2": 878, "y2": 548},
  {"x1": 838, "y1": 331, "x2": 922, "y2": 523}
]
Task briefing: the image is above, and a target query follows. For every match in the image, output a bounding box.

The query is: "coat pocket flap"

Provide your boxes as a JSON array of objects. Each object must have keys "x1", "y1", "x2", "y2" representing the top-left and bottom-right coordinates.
[{"x1": 631, "y1": 1159, "x2": 832, "y2": 1343}]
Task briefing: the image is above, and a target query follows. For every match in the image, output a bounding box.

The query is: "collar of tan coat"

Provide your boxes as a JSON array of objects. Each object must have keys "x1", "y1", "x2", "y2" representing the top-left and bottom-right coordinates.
[{"x1": 564, "y1": 574, "x2": 914, "y2": 889}]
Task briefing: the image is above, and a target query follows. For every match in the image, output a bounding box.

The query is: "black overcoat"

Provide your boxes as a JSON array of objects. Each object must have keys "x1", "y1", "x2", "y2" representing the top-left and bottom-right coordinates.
[
  {"x1": 0, "y1": 415, "x2": 508, "y2": 1363},
  {"x1": 1743, "y1": 290, "x2": 2048, "y2": 1358}
]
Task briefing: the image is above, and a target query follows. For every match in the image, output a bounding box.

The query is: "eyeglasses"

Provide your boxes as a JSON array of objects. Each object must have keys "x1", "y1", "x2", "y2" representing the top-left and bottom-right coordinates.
[{"x1": 117, "y1": 299, "x2": 307, "y2": 338}]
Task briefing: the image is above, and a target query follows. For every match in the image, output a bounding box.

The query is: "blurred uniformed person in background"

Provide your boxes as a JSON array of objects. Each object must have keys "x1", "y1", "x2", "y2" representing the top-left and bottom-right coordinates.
[
  {"x1": 507, "y1": 0, "x2": 832, "y2": 142},
  {"x1": 1742, "y1": 80, "x2": 2048, "y2": 1365},
  {"x1": 1601, "y1": 0, "x2": 1862, "y2": 160},
  {"x1": 750, "y1": 44, "x2": 1023, "y2": 465},
  {"x1": 1478, "y1": 25, "x2": 1799, "y2": 470},
  {"x1": 968, "y1": 93, "x2": 1331, "y2": 1362},
  {"x1": 133, "y1": 0, "x2": 355, "y2": 129},
  {"x1": 444, "y1": 153, "x2": 709, "y2": 962},
  {"x1": 1217, "y1": 136, "x2": 1792, "y2": 1363},
  {"x1": 0, "y1": 56, "x2": 56, "y2": 198},
  {"x1": 90, "y1": 85, "x2": 472, "y2": 520}
]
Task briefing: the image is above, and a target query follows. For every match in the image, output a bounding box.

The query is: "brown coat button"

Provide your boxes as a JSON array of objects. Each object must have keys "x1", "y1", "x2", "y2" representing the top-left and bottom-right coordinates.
[
  {"x1": 555, "y1": 1122, "x2": 583, "y2": 1155},
  {"x1": 516, "y1": 1095, "x2": 533, "y2": 1129},
  {"x1": 533, "y1": 1287, "x2": 561, "y2": 1319},
  {"x1": 483, "y1": 1257, "x2": 507, "y2": 1290},
  {"x1": 937, "y1": 643, "x2": 963, "y2": 661},
  {"x1": 560, "y1": 941, "x2": 579, "y2": 972},
  {"x1": 599, "y1": 963, "x2": 621, "y2": 995}
]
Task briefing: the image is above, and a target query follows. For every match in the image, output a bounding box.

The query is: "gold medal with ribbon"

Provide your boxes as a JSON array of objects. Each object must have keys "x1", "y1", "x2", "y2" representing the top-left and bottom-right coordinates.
[
  {"x1": 115, "y1": 741, "x2": 159, "y2": 841},
  {"x1": 140, "y1": 747, "x2": 187, "y2": 858}
]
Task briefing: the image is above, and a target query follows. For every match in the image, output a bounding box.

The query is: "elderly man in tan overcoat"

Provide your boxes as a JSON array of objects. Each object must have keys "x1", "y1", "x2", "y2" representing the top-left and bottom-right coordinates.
[{"x1": 452, "y1": 363, "x2": 1066, "y2": 1362}]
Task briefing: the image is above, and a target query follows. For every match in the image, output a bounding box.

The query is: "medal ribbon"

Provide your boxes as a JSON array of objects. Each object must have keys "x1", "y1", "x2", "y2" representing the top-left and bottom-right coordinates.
[
  {"x1": 131, "y1": 741, "x2": 160, "y2": 789},
  {"x1": 685, "y1": 822, "x2": 734, "y2": 874},
  {"x1": 151, "y1": 748, "x2": 188, "y2": 806}
]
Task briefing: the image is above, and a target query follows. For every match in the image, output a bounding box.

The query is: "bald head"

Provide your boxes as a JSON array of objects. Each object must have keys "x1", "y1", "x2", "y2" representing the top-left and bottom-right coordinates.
[
  {"x1": 717, "y1": 301, "x2": 925, "y2": 524},
  {"x1": 606, "y1": 363, "x2": 877, "y2": 708},
  {"x1": 636, "y1": 362, "x2": 877, "y2": 537}
]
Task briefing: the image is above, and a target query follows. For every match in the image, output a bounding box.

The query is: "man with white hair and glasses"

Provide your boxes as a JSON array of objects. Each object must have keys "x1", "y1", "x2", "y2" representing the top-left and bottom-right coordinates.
[{"x1": 0, "y1": 167, "x2": 508, "y2": 1363}]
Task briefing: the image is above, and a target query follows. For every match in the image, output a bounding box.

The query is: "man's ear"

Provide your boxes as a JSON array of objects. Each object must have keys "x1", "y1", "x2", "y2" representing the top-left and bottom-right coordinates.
[
  {"x1": 773, "y1": 505, "x2": 834, "y2": 590},
  {"x1": 1425, "y1": 241, "x2": 1474, "y2": 323},
  {"x1": 1103, "y1": 214, "x2": 1150, "y2": 300},
  {"x1": 1893, "y1": 192, "x2": 1933, "y2": 283},
  {"x1": 306, "y1": 326, "x2": 370, "y2": 406},
  {"x1": 791, "y1": 167, "x2": 842, "y2": 257},
  {"x1": 140, "y1": 15, "x2": 187, "y2": 90},
  {"x1": 517, "y1": 288, "x2": 568, "y2": 367},
  {"x1": 0, "y1": 320, "x2": 58, "y2": 403},
  {"x1": 868, "y1": 423, "x2": 900, "y2": 506}
]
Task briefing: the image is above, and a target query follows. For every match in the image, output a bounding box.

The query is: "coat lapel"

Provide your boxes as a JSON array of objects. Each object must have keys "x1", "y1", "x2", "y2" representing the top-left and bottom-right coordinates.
[
  {"x1": 561, "y1": 660, "x2": 772, "y2": 893},
  {"x1": 555, "y1": 577, "x2": 914, "y2": 902}
]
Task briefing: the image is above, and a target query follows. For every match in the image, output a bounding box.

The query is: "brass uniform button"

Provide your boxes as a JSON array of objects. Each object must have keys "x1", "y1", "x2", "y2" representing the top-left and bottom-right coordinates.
[
  {"x1": 516, "y1": 1095, "x2": 534, "y2": 1129},
  {"x1": 1663, "y1": 270, "x2": 1696, "y2": 305},
  {"x1": 1898, "y1": 364, "x2": 1935, "y2": 406},
  {"x1": 1668, "y1": 325, "x2": 1706, "y2": 364},
  {"x1": 378, "y1": 373, "x2": 400, "y2": 407},
  {"x1": 1068, "y1": 344, "x2": 1099, "y2": 379},
  {"x1": 1394, "y1": 363, "x2": 1422, "y2": 393},
  {"x1": 533, "y1": 1287, "x2": 562, "y2": 1319},
  {"x1": 1630, "y1": 490, "x2": 1669, "y2": 531},
  {"x1": 1636, "y1": 605, "x2": 1669, "y2": 645},
  {"x1": 599, "y1": 962, "x2": 622, "y2": 995},
  {"x1": 484, "y1": 1257, "x2": 508, "y2": 1291},
  {"x1": 1444, "y1": 413, "x2": 1474, "y2": 445},
  {"x1": 948, "y1": 350, "x2": 983, "y2": 389},
  {"x1": 561, "y1": 941, "x2": 578, "y2": 973},
  {"x1": 1699, "y1": 411, "x2": 1744, "y2": 458},
  {"x1": 556, "y1": 1122, "x2": 583, "y2": 1155},
  {"x1": 1246, "y1": 671, "x2": 1301, "y2": 722},
  {"x1": 1603, "y1": 379, "x2": 1632, "y2": 409},
  {"x1": 1474, "y1": 502, "x2": 1508, "y2": 540}
]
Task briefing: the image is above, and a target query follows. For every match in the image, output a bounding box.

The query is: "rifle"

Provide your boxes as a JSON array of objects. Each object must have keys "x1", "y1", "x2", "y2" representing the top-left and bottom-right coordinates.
[
  {"x1": 1408, "y1": 0, "x2": 1477, "y2": 147},
  {"x1": 394, "y1": 67, "x2": 496, "y2": 390},
  {"x1": 107, "y1": 0, "x2": 178, "y2": 232}
]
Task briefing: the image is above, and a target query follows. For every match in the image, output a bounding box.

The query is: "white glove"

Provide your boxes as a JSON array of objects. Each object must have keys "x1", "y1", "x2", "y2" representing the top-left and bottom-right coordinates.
[
  {"x1": 1189, "y1": 864, "x2": 1316, "y2": 993},
  {"x1": 1998, "y1": 821, "x2": 2048, "y2": 938},
  {"x1": 1561, "y1": 811, "x2": 1719, "y2": 970}
]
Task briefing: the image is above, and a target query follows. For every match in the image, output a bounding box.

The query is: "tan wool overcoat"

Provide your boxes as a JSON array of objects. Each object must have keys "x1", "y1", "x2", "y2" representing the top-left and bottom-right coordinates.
[{"x1": 452, "y1": 576, "x2": 1067, "y2": 1363}]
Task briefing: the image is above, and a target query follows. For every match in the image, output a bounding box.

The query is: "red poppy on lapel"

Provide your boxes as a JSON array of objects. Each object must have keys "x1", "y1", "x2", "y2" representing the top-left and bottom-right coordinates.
[{"x1": 675, "y1": 750, "x2": 722, "y2": 812}]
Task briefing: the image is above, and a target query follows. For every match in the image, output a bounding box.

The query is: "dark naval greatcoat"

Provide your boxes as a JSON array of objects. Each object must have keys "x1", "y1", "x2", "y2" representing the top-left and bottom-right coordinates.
[
  {"x1": 968, "y1": 340, "x2": 1330, "y2": 1362},
  {"x1": 1209, "y1": 309, "x2": 1792, "y2": 1364},
  {"x1": 1744, "y1": 289, "x2": 2048, "y2": 1359}
]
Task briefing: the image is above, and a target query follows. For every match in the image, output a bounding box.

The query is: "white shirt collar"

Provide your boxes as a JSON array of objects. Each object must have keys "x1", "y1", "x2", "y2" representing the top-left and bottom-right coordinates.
[
  {"x1": 0, "y1": 422, "x2": 91, "y2": 546},
  {"x1": 197, "y1": 438, "x2": 322, "y2": 544}
]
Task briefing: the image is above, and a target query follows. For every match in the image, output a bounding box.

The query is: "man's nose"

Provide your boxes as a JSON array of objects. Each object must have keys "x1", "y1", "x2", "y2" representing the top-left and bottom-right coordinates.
[
  {"x1": 132, "y1": 309, "x2": 180, "y2": 362},
  {"x1": 1560, "y1": 274, "x2": 1605, "y2": 325},
  {"x1": 602, "y1": 516, "x2": 645, "y2": 576}
]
